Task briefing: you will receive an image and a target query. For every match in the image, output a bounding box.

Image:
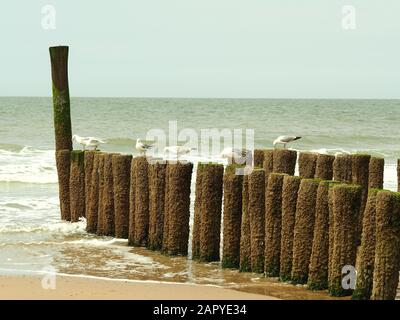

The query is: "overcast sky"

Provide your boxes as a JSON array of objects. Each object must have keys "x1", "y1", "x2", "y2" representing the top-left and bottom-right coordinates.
[{"x1": 0, "y1": 1, "x2": 399, "y2": 98}]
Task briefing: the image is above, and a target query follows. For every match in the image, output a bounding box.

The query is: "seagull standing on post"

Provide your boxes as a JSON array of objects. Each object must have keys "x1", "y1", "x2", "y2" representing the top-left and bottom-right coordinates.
[
  {"x1": 135, "y1": 138, "x2": 153, "y2": 156},
  {"x1": 273, "y1": 136, "x2": 302, "y2": 149},
  {"x1": 72, "y1": 134, "x2": 105, "y2": 150}
]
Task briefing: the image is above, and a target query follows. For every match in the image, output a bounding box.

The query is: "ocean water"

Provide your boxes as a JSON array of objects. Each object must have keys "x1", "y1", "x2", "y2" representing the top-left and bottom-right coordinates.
[{"x1": 0, "y1": 97, "x2": 399, "y2": 299}]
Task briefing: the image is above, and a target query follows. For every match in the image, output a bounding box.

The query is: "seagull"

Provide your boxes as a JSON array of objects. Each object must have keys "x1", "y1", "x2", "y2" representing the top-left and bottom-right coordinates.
[
  {"x1": 164, "y1": 146, "x2": 196, "y2": 160},
  {"x1": 136, "y1": 138, "x2": 153, "y2": 155},
  {"x1": 273, "y1": 136, "x2": 302, "y2": 149},
  {"x1": 72, "y1": 134, "x2": 105, "y2": 150},
  {"x1": 220, "y1": 147, "x2": 251, "y2": 164}
]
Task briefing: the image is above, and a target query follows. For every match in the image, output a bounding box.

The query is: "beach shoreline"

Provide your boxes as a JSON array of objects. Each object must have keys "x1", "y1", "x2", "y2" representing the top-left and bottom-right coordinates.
[{"x1": 0, "y1": 275, "x2": 278, "y2": 300}]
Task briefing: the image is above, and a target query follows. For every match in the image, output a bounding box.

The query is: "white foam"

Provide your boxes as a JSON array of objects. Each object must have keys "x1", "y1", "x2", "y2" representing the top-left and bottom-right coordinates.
[{"x1": 0, "y1": 219, "x2": 86, "y2": 234}]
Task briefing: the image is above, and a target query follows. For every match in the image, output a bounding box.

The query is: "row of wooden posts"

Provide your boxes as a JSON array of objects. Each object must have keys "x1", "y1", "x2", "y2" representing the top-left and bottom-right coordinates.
[{"x1": 55, "y1": 148, "x2": 400, "y2": 300}]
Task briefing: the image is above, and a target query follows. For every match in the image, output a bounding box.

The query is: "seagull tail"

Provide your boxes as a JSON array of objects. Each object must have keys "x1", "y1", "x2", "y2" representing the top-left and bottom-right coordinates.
[{"x1": 293, "y1": 136, "x2": 302, "y2": 141}]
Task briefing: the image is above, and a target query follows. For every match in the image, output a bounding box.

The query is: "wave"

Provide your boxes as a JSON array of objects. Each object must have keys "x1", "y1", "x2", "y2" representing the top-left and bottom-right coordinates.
[
  {"x1": 0, "y1": 146, "x2": 57, "y2": 184},
  {"x1": 0, "y1": 219, "x2": 86, "y2": 234}
]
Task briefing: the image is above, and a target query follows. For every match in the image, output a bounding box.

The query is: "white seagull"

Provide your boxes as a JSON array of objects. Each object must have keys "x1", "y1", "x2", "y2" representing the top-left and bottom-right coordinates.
[
  {"x1": 164, "y1": 146, "x2": 195, "y2": 160},
  {"x1": 72, "y1": 134, "x2": 105, "y2": 150},
  {"x1": 273, "y1": 135, "x2": 302, "y2": 149},
  {"x1": 136, "y1": 138, "x2": 153, "y2": 155},
  {"x1": 220, "y1": 147, "x2": 251, "y2": 164}
]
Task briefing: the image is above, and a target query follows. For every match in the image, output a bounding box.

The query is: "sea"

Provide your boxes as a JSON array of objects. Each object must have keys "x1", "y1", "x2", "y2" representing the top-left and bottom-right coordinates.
[{"x1": 0, "y1": 97, "x2": 399, "y2": 299}]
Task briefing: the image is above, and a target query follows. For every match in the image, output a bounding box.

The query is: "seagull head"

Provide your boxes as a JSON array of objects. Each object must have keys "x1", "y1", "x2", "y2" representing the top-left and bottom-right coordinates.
[
  {"x1": 72, "y1": 134, "x2": 78, "y2": 142},
  {"x1": 273, "y1": 138, "x2": 279, "y2": 147}
]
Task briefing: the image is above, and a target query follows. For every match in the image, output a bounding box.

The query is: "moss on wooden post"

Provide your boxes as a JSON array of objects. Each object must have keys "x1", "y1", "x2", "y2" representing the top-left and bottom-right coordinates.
[
  {"x1": 291, "y1": 178, "x2": 320, "y2": 284},
  {"x1": 84, "y1": 151, "x2": 96, "y2": 218},
  {"x1": 69, "y1": 150, "x2": 85, "y2": 222},
  {"x1": 280, "y1": 176, "x2": 302, "y2": 282},
  {"x1": 371, "y1": 191, "x2": 400, "y2": 300},
  {"x1": 352, "y1": 189, "x2": 379, "y2": 300},
  {"x1": 248, "y1": 169, "x2": 266, "y2": 273},
  {"x1": 128, "y1": 157, "x2": 137, "y2": 245},
  {"x1": 222, "y1": 165, "x2": 243, "y2": 268},
  {"x1": 298, "y1": 152, "x2": 317, "y2": 178},
  {"x1": 308, "y1": 180, "x2": 338, "y2": 290},
  {"x1": 86, "y1": 152, "x2": 101, "y2": 233},
  {"x1": 253, "y1": 149, "x2": 265, "y2": 168},
  {"x1": 166, "y1": 162, "x2": 193, "y2": 256},
  {"x1": 333, "y1": 154, "x2": 352, "y2": 183},
  {"x1": 191, "y1": 163, "x2": 204, "y2": 260},
  {"x1": 315, "y1": 154, "x2": 335, "y2": 180},
  {"x1": 329, "y1": 184, "x2": 362, "y2": 297},
  {"x1": 112, "y1": 154, "x2": 132, "y2": 239},
  {"x1": 352, "y1": 154, "x2": 371, "y2": 246},
  {"x1": 133, "y1": 156, "x2": 149, "y2": 246},
  {"x1": 56, "y1": 150, "x2": 71, "y2": 221},
  {"x1": 101, "y1": 153, "x2": 116, "y2": 237},
  {"x1": 264, "y1": 173, "x2": 285, "y2": 277},
  {"x1": 148, "y1": 161, "x2": 167, "y2": 250},
  {"x1": 199, "y1": 163, "x2": 224, "y2": 262},
  {"x1": 272, "y1": 149, "x2": 297, "y2": 175},
  {"x1": 368, "y1": 157, "x2": 384, "y2": 190},
  {"x1": 239, "y1": 175, "x2": 251, "y2": 272}
]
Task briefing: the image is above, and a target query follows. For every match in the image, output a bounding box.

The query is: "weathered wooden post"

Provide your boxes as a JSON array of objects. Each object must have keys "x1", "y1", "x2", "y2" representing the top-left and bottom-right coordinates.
[
  {"x1": 133, "y1": 156, "x2": 149, "y2": 246},
  {"x1": 291, "y1": 178, "x2": 320, "y2": 284},
  {"x1": 248, "y1": 169, "x2": 265, "y2": 273},
  {"x1": 329, "y1": 184, "x2": 362, "y2": 297},
  {"x1": 50, "y1": 46, "x2": 73, "y2": 221},
  {"x1": 56, "y1": 150, "x2": 71, "y2": 221},
  {"x1": 101, "y1": 153, "x2": 115, "y2": 236},
  {"x1": 253, "y1": 149, "x2": 265, "y2": 167},
  {"x1": 112, "y1": 154, "x2": 132, "y2": 239},
  {"x1": 222, "y1": 165, "x2": 243, "y2": 268},
  {"x1": 368, "y1": 157, "x2": 384, "y2": 190},
  {"x1": 148, "y1": 161, "x2": 167, "y2": 250},
  {"x1": 69, "y1": 151, "x2": 85, "y2": 222},
  {"x1": 84, "y1": 151, "x2": 96, "y2": 218},
  {"x1": 352, "y1": 154, "x2": 371, "y2": 245},
  {"x1": 239, "y1": 175, "x2": 251, "y2": 272},
  {"x1": 263, "y1": 149, "x2": 274, "y2": 190},
  {"x1": 272, "y1": 150, "x2": 297, "y2": 175},
  {"x1": 191, "y1": 164, "x2": 204, "y2": 260},
  {"x1": 298, "y1": 152, "x2": 317, "y2": 178},
  {"x1": 371, "y1": 191, "x2": 400, "y2": 300},
  {"x1": 96, "y1": 154, "x2": 105, "y2": 235},
  {"x1": 86, "y1": 152, "x2": 101, "y2": 233},
  {"x1": 128, "y1": 158, "x2": 137, "y2": 245},
  {"x1": 352, "y1": 189, "x2": 379, "y2": 300},
  {"x1": 333, "y1": 154, "x2": 352, "y2": 183},
  {"x1": 280, "y1": 176, "x2": 302, "y2": 282},
  {"x1": 398, "y1": 159, "x2": 400, "y2": 192},
  {"x1": 264, "y1": 173, "x2": 285, "y2": 277},
  {"x1": 308, "y1": 180, "x2": 338, "y2": 290},
  {"x1": 166, "y1": 162, "x2": 193, "y2": 256},
  {"x1": 199, "y1": 164, "x2": 224, "y2": 262},
  {"x1": 315, "y1": 154, "x2": 335, "y2": 180}
]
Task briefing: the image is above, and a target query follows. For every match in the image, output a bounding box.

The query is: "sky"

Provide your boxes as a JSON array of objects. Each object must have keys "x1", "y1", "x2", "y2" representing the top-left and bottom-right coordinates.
[{"x1": 0, "y1": 1, "x2": 399, "y2": 98}]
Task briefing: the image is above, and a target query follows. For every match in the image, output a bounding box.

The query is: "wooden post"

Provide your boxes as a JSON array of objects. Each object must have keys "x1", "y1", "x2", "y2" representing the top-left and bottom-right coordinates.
[
  {"x1": 56, "y1": 150, "x2": 71, "y2": 221},
  {"x1": 84, "y1": 151, "x2": 96, "y2": 218},
  {"x1": 263, "y1": 149, "x2": 274, "y2": 190},
  {"x1": 96, "y1": 154, "x2": 105, "y2": 235},
  {"x1": 398, "y1": 159, "x2": 400, "y2": 192},
  {"x1": 253, "y1": 149, "x2": 265, "y2": 167},
  {"x1": 166, "y1": 162, "x2": 193, "y2": 256},
  {"x1": 148, "y1": 161, "x2": 167, "y2": 250},
  {"x1": 191, "y1": 164, "x2": 204, "y2": 260},
  {"x1": 368, "y1": 157, "x2": 384, "y2": 190},
  {"x1": 133, "y1": 156, "x2": 149, "y2": 246},
  {"x1": 128, "y1": 157, "x2": 137, "y2": 245},
  {"x1": 264, "y1": 173, "x2": 285, "y2": 277},
  {"x1": 329, "y1": 184, "x2": 362, "y2": 297},
  {"x1": 371, "y1": 191, "x2": 400, "y2": 300},
  {"x1": 248, "y1": 169, "x2": 265, "y2": 273},
  {"x1": 86, "y1": 152, "x2": 101, "y2": 233},
  {"x1": 239, "y1": 175, "x2": 251, "y2": 272},
  {"x1": 50, "y1": 46, "x2": 73, "y2": 221},
  {"x1": 161, "y1": 162, "x2": 170, "y2": 253},
  {"x1": 291, "y1": 179, "x2": 320, "y2": 284},
  {"x1": 199, "y1": 164, "x2": 224, "y2": 262},
  {"x1": 352, "y1": 189, "x2": 379, "y2": 300},
  {"x1": 333, "y1": 154, "x2": 352, "y2": 183},
  {"x1": 112, "y1": 154, "x2": 132, "y2": 239},
  {"x1": 101, "y1": 153, "x2": 115, "y2": 236},
  {"x1": 272, "y1": 150, "x2": 297, "y2": 175},
  {"x1": 298, "y1": 152, "x2": 317, "y2": 178},
  {"x1": 222, "y1": 165, "x2": 243, "y2": 268},
  {"x1": 69, "y1": 151, "x2": 85, "y2": 222},
  {"x1": 280, "y1": 176, "x2": 302, "y2": 282},
  {"x1": 315, "y1": 154, "x2": 335, "y2": 180}
]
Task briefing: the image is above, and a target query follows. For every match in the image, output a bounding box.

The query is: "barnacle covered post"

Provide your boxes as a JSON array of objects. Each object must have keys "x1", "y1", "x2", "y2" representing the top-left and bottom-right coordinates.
[
  {"x1": 298, "y1": 152, "x2": 317, "y2": 178},
  {"x1": 272, "y1": 150, "x2": 297, "y2": 176},
  {"x1": 50, "y1": 46, "x2": 73, "y2": 221},
  {"x1": 133, "y1": 156, "x2": 149, "y2": 246},
  {"x1": 101, "y1": 153, "x2": 116, "y2": 236},
  {"x1": 69, "y1": 150, "x2": 85, "y2": 222},
  {"x1": 333, "y1": 154, "x2": 352, "y2": 183},
  {"x1": 199, "y1": 163, "x2": 224, "y2": 262},
  {"x1": 253, "y1": 149, "x2": 265, "y2": 168},
  {"x1": 315, "y1": 154, "x2": 335, "y2": 180},
  {"x1": 368, "y1": 157, "x2": 384, "y2": 190},
  {"x1": 84, "y1": 151, "x2": 96, "y2": 218},
  {"x1": 239, "y1": 175, "x2": 251, "y2": 272},
  {"x1": 87, "y1": 152, "x2": 101, "y2": 233},
  {"x1": 222, "y1": 165, "x2": 243, "y2": 268},
  {"x1": 191, "y1": 164, "x2": 204, "y2": 260}
]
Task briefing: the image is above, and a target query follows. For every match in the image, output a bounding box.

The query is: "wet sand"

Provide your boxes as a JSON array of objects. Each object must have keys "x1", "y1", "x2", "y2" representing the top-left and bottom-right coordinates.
[{"x1": 0, "y1": 275, "x2": 278, "y2": 300}]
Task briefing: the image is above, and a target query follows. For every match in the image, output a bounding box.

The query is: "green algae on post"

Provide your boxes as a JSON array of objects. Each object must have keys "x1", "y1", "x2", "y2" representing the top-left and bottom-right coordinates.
[
  {"x1": 199, "y1": 163, "x2": 224, "y2": 262},
  {"x1": 222, "y1": 165, "x2": 244, "y2": 269}
]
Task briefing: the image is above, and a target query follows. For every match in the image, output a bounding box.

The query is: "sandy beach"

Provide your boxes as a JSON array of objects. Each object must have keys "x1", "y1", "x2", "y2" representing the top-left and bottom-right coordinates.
[{"x1": 0, "y1": 275, "x2": 277, "y2": 300}]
